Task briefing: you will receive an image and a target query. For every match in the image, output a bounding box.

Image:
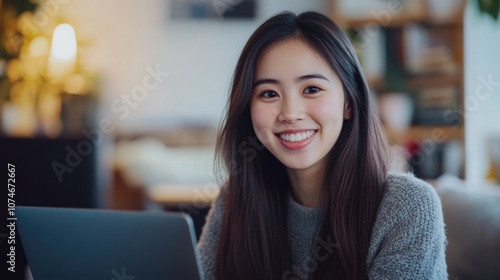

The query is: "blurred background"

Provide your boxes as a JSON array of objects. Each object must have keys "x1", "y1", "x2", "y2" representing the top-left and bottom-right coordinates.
[{"x1": 0, "y1": 0, "x2": 499, "y2": 279}]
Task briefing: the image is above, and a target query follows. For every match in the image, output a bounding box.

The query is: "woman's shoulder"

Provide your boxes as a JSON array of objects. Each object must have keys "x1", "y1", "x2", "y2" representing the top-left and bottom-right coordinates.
[
  {"x1": 374, "y1": 172, "x2": 444, "y2": 229},
  {"x1": 382, "y1": 172, "x2": 442, "y2": 213},
  {"x1": 367, "y1": 173, "x2": 448, "y2": 278}
]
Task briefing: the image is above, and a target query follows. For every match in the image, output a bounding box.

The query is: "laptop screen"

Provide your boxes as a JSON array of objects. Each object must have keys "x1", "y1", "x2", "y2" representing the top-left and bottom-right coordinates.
[{"x1": 16, "y1": 206, "x2": 204, "y2": 280}]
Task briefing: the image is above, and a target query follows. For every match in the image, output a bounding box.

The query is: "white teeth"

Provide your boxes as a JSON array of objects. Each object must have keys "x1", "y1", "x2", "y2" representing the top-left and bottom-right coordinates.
[{"x1": 279, "y1": 130, "x2": 315, "y2": 142}]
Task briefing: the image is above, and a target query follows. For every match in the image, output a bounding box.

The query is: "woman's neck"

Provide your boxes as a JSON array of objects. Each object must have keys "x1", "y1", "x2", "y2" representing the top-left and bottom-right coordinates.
[{"x1": 286, "y1": 163, "x2": 325, "y2": 208}]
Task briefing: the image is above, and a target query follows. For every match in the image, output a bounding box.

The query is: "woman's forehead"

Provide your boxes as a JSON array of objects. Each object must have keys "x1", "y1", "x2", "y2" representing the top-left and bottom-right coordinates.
[{"x1": 253, "y1": 39, "x2": 340, "y2": 84}]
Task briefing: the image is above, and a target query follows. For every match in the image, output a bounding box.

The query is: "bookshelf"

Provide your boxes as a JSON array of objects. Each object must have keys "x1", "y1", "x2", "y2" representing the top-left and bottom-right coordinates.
[{"x1": 331, "y1": 0, "x2": 466, "y2": 178}]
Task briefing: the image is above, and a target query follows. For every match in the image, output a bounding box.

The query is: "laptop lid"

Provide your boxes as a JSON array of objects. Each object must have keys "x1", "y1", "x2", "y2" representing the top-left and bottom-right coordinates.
[{"x1": 16, "y1": 206, "x2": 204, "y2": 280}]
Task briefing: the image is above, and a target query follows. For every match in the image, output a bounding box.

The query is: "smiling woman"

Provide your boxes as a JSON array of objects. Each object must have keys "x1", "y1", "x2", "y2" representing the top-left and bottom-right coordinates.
[
  {"x1": 198, "y1": 11, "x2": 448, "y2": 280},
  {"x1": 251, "y1": 40, "x2": 348, "y2": 207}
]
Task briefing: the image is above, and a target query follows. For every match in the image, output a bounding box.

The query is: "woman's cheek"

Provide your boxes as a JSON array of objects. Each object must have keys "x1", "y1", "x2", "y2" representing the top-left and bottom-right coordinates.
[
  {"x1": 313, "y1": 97, "x2": 344, "y2": 121},
  {"x1": 251, "y1": 104, "x2": 275, "y2": 146}
]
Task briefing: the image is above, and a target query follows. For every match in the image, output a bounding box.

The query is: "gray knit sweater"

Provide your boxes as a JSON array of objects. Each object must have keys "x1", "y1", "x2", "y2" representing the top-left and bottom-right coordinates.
[{"x1": 197, "y1": 173, "x2": 448, "y2": 279}]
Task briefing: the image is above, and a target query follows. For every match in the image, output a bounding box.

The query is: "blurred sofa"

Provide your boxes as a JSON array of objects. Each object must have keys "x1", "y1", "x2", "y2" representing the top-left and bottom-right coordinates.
[{"x1": 434, "y1": 175, "x2": 500, "y2": 280}]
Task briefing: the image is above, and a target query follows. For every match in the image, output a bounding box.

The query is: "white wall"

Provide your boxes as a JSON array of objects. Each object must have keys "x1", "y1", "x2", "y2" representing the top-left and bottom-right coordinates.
[
  {"x1": 464, "y1": 1, "x2": 500, "y2": 184},
  {"x1": 51, "y1": 0, "x2": 328, "y2": 134}
]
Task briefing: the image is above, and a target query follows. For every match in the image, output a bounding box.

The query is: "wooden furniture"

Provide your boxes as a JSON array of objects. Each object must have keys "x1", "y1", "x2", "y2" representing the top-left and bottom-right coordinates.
[
  {"x1": 331, "y1": 0, "x2": 466, "y2": 178},
  {"x1": 147, "y1": 184, "x2": 218, "y2": 239},
  {"x1": 110, "y1": 128, "x2": 217, "y2": 210},
  {"x1": 147, "y1": 184, "x2": 219, "y2": 207}
]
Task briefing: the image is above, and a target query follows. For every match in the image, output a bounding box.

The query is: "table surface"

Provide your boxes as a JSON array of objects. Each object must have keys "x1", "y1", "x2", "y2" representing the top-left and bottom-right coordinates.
[{"x1": 147, "y1": 184, "x2": 220, "y2": 206}]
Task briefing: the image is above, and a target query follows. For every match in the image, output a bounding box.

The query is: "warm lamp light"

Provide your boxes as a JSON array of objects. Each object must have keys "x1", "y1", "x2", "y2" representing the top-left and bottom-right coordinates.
[
  {"x1": 47, "y1": 23, "x2": 77, "y2": 83},
  {"x1": 29, "y1": 37, "x2": 50, "y2": 57},
  {"x1": 51, "y1": 24, "x2": 77, "y2": 59},
  {"x1": 64, "y1": 74, "x2": 90, "y2": 95}
]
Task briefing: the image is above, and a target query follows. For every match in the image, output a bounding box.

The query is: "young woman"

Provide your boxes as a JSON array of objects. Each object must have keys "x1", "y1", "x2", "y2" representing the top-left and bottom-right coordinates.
[{"x1": 198, "y1": 11, "x2": 447, "y2": 280}]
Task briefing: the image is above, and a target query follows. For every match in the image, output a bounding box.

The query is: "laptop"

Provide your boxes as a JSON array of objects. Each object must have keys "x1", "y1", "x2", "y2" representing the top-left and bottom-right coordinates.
[{"x1": 16, "y1": 206, "x2": 205, "y2": 280}]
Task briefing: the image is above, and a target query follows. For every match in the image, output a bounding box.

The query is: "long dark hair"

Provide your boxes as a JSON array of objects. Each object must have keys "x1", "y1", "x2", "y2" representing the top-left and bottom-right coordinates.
[{"x1": 215, "y1": 11, "x2": 390, "y2": 280}]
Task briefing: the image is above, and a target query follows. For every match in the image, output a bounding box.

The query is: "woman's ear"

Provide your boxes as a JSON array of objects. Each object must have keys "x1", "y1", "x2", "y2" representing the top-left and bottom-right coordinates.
[{"x1": 344, "y1": 102, "x2": 352, "y2": 120}]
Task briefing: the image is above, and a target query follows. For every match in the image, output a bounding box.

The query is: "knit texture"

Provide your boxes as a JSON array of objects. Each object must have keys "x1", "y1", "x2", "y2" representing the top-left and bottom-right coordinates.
[{"x1": 197, "y1": 173, "x2": 448, "y2": 279}]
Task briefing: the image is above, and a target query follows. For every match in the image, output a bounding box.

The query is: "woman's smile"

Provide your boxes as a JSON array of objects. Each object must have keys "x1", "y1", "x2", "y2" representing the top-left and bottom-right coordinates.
[{"x1": 275, "y1": 129, "x2": 318, "y2": 150}]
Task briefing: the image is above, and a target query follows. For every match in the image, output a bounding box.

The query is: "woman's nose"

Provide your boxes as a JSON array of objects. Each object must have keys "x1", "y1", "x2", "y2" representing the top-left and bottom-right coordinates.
[{"x1": 278, "y1": 96, "x2": 305, "y2": 123}]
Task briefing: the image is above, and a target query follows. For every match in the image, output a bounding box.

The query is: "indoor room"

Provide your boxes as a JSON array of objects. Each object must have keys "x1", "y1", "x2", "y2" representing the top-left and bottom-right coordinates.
[{"x1": 0, "y1": 0, "x2": 499, "y2": 279}]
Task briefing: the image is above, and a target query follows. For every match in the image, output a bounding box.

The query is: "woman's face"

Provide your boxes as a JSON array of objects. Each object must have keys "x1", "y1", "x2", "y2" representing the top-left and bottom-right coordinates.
[{"x1": 250, "y1": 39, "x2": 349, "y2": 174}]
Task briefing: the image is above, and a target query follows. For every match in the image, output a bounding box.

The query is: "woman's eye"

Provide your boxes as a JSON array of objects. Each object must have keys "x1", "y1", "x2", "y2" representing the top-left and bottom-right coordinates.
[
  {"x1": 260, "y1": 91, "x2": 278, "y2": 98},
  {"x1": 304, "y1": 86, "x2": 320, "y2": 94}
]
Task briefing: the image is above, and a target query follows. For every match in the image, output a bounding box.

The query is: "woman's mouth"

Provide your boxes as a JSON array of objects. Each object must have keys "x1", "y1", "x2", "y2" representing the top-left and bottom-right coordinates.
[
  {"x1": 278, "y1": 130, "x2": 316, "y2": 142},
  {"x1": 275, "y1": 130, "x2": 317, "y2": 150}
]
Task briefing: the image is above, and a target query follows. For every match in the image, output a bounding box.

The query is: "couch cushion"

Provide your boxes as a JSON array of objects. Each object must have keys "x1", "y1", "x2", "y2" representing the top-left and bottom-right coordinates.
[{"x1": 435, "y1": 176, "x2": 500, "y2": 280}]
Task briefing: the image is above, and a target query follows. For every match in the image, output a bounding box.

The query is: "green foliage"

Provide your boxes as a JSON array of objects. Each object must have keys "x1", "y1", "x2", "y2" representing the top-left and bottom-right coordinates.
[
  {"x1": 3, "y1": 0, "x2": 38, "y2": 13},
  {"x1": 0, "y1": 0, "x2": 39, "y2": 101},
  {"x1": 477, "y1": 0, "x2": 500, "y2": 21},
  {"x1": 0, "y1": 0, "x2": 39, "y2": 57}
]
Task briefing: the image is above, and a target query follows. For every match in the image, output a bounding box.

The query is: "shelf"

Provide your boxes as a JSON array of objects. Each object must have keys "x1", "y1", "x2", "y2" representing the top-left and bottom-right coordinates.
[
  {"x1": 340, "y1": 13, "x2": 426, "y2": 28},
  {"x1": 406, "y1": 73, "x2": 461, "y2": 89},
  {"x1": 332, "y1": 0, "x2": 466, "y2": 179},
  {"x1": 336, "y1": 4, "x2": 464, "y2": 29},
  {"x1": 368, "y1": 74, "x2": 461, "y2": 91},
  {"x1": 385, "y1": 126, "x2": 464, "y2": 145},
  {"x1": 338, "y1": 14, "x2": 464, "y2": 29}
]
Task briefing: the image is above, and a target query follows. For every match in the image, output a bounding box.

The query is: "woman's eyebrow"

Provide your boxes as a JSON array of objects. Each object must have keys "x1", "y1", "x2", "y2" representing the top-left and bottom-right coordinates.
[
  {"x1": 252, "y1": 78, "x2": 279, "y2": 89},
  {"x1": 252, "y1": 73, "x2": 330, "y2": 89},
  {"x1": 296, "y1": 73, "x2": 329, "y2": 82}
]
